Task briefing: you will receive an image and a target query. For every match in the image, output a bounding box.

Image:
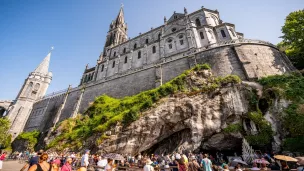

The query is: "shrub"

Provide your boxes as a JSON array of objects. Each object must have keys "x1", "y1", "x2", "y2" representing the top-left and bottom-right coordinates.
[
  {"x1": 17, "y1": 130, "x2": 40, "y2": 151},
  {"x1": 223, "y1": 123, "x2": 242, "y2": 133},
  {"x1": 245, "y1": 112, "x2": 273, "y2": 147}
]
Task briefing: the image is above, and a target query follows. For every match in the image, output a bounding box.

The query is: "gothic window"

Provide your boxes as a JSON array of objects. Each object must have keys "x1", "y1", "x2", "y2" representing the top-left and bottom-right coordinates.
[
  {"x1": 195, "y1": 18, "x2": 201, "y2": 27},
  {"x1": 179, "y1": 35, "x2": 184, "y2": 45},
  {"x1": 180, "y1": 40, "x2": 184, "y2": 45},
  {"x1": 229, "y1": 28, "x2": 236, "y2": 37},
  {"x1": 138, "y1": 51, "x2": 141, "y2": 59},
  {"x1": 174, "y1": 15, "x2": 177, "y2": 19},
  {"x1": 200, "y1": 32, "x2": 204, "y2": 39},
  {"x1": 25, "y1": 82, "x2": 33, "y2": 97},
  {"x1": 84, "y1": 75, "x2": 88, "y2": 82},
  {"x1": 101, "y1": 65, "x2": 104, "y2": 72},
  {"x1": 171, "y1": 28, "x2": 177, "y2": 32},
  {"x1": 158, "y1": 33, "x2": 161, "y2": 40},
  {"x1": 33, "y1": 83, "x2": 40, "y2": 92},
  {"x1": 167, "y1": 39, "x2": 173, "y2": 49},
  {"x1": 124, "y1": 56, "x2": 128, "y2": 63},
  {"x1": 221, "y1": 30, "x2": 226, "y2": 38},
  {"x1": 145, "y1": 38, "x2": 149, "y2": 44},
  {"x1": 152, "y1": 46, "x2": 156, "y2": 54},
  {"x1": 113, "y1": 52, "x2": 116, "y2": 57},
  {"x1": 112, "y1": 61, "x2": 115, "y2": 68},
  {"x1": 123, "y1": 48, "x2": 126, "y2": 53},
  {"x1": 134, "y1": 43, "x2": 137, "y2": 49}
]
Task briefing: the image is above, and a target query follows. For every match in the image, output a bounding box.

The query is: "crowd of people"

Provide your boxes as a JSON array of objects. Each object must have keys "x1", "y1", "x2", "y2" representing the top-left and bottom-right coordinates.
[{"x1": 0, "y1": 149, "x2": 303, "y2": 171}]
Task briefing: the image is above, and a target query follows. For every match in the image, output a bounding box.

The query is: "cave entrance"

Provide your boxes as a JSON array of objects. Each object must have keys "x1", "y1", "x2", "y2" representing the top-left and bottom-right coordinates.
[
  {"x1": 258, "y1": 98, "x2": 269, "y2": 114},
  {"x1": 142, "y1": 128, "x2": 192, "y2": 155}
]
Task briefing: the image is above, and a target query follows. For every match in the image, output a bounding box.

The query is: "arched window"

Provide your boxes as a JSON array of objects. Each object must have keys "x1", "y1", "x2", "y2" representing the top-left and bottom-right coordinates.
[
  {"x1": 101, "y1": 65, "x2": 104, "y2": 72},
  {"x1": 145, "y1": 39, "x2": 149, "y2": 44},
  {"x1": 158, "y1": 33, "x2": 161, "y2": 40},
  {"x1": 124, "y1": 56, "x2": 128, "y2": 63},
  {"x1": 90, "y1": 73, "x2": 94, "y2": 80},
  {"x1": 221, "y1": 30, "x2": 226, "y2": 38},
  {"x1": 152, "y1": 46, "x2": 156, "y2": 53},
  {"x1": 200, "y1": 32, "x2": 204, "y2": 39},
  {"x1": 84, "y1": 75, "x2": 88, "y2": 82},
  {"x1": 25, "y1": 82, "x2": 33, "y2": 97},
  {"x1": 112, "y1": 61, "x2": 115, "y2": 68},
  {"x1": 134, "y1": 43, "x2": 137, "y2": 49},
  {"x1": 179, "y1": 35, "x2": 184, "y2": 45},
  {"x1": 123, "y1": 48, "x2": 126, "y2": 53},
  {"x1": 113, "y1": 52, "x2": 116, "y2": 57},
  {"x1": 195, "y1": 18, "x2": 201, "y2": 27},
  {"x1": 229, "y1": 28, "x2": 236, "y2": 37},
  {"x1": 33, "y1": 83, "x2": 40, "y2": 92},
  {"x1": 167, "y1": 39, "x2": 173, "y2": 49},
  {"x1": 138, "y1": 51, "x2": 141, "y2": 59}
]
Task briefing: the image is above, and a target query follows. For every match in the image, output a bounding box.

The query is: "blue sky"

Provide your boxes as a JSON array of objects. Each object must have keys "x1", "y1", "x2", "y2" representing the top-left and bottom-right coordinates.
[{"x1": 0, "y1": 0, "x2": 303, "y2": 100}]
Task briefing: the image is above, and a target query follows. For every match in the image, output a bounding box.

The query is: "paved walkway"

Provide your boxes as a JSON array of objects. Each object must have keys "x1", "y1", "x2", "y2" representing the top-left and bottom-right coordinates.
[{"x1": 2, "y1": 160, "x2": 26, "y2": 171}]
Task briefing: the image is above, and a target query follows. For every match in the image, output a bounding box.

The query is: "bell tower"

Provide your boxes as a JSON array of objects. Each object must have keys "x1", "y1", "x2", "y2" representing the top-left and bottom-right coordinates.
[
  {"x1": 6, "y1": 49, "x2": 53, "y2": 139},
  {"x1": 103, "y1": 4, "x2": 128, "y2": 56}
]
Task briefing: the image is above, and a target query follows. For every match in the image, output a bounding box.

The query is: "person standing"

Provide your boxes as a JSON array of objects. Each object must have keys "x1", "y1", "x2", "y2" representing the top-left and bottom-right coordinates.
[
  {"x1": 105, "y1": 159, "x2": 115, "y2": 171},
  {"x1": 143, "y1": 159, "x2": 154, "y2": 171},
  {"x1": 0, "y1": 152, "x2": 7, "y2": 170},
  {"x1": 61, "y1": 157, "x2": 73, "y2": 171},
  {"x1": 80, "y1": 150, "x2": 90, "y2": 170},
  {"x1": 188, "y1": 156, "x2": 200, "y2": 171},
  {"x1": 201, "y1": 154, "x2": 212, "y2": 171},
  {"x1": 29, "y1": 150, "x2": 44, "y2": 167}
]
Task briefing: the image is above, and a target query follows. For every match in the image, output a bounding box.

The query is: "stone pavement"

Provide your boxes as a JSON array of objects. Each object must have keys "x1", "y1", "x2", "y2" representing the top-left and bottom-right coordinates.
[{"x1": 2, "y1": 160, "x2": 26, "y2": 171}]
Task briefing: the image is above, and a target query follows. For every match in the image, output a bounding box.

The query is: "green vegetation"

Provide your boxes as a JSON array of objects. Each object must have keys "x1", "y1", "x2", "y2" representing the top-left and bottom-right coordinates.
[
  {"x1": 223, "y1": 123, "x2": 242, "y2": 133},
  {"x1": 47, "y1": 64, "x2": 242, "y2": 151},
  {"x1": 245, "y1": 112, "x2": 273, "y2": 147},
  {"x1": 258, "y1": 72, "x2": 304, "y2": 152},
  {"x1": 17, "y1": 130, "x2": 40, "y2": 151},
  {"x1": 0, "y1": 117, "x2": 10, "y2": 149},
  {"x1": 278, "y1": 10, "x2": 304, "y2": 70}
]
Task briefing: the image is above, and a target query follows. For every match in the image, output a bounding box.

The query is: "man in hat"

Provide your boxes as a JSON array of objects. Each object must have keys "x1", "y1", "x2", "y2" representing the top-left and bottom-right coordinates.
[{"x1": 144, "y1": 159, "x2": 154, "y2": 171}]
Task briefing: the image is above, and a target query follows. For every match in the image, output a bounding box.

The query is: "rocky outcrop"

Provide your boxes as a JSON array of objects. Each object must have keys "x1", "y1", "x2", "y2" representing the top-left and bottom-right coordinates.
[{"x1": 97, "y1": 84, "x2": 250, "y2": 154}]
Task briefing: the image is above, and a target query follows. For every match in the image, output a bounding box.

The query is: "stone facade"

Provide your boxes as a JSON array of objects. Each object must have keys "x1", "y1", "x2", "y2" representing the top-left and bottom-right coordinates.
[{"x1": 3, "y1": 5, "x2": 295, "y2": 137}]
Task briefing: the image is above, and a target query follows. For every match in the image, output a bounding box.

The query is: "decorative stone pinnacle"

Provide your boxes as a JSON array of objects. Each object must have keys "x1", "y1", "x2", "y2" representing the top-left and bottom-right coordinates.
[{"x1": 184, "y1": 7, "x2": 188, "y2": 15}]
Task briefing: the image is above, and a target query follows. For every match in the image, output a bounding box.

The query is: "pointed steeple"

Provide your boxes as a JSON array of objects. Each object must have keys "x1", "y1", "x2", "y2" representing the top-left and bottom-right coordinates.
[
  {"x1": 115, "y1": 4, "x2": 125, "y2": 27},
  {"x1": 34, "y1": 48, "x2": 52, "y2": 75}
]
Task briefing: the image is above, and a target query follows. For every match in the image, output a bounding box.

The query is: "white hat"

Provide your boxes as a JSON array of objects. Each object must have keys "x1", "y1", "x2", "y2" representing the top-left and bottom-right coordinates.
[
  {"x1": 164, "y1": 165, "x2": 170, "y2": 169},
  {"x1": 146, "y1": 159, "x2": 153, "y2": 165},
  {"x1": 175, "y1": 154, "x2": 181, "y2": 160}
]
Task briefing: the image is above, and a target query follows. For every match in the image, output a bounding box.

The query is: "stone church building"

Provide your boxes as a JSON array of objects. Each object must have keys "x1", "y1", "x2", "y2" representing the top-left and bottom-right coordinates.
[{"x1": 1, "y1": 5, "x2": 294, "y2": 139}]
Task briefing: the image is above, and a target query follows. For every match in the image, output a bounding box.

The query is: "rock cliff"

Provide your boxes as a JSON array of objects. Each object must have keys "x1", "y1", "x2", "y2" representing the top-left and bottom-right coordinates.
[{"x1": 25, "y1": 65, "x2": 304, "y2": 154}]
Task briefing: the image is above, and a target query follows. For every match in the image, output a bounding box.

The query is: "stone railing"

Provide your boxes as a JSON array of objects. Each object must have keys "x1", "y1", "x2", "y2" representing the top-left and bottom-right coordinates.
[
  {"x1": 216, "y1": 39, "x2": 276, "y2": 48},
  {"x1": 38, "y1": 87, "x2": 70, "y2": 100}
]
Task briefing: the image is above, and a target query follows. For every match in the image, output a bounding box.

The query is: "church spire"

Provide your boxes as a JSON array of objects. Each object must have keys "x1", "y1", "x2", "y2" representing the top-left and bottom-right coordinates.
[
  {"x1": 115, "y1": 3, "x2": 125, "y2": 27},
  {"x1": 34, "y1": 47, "x2": 53, "y2": 75}
]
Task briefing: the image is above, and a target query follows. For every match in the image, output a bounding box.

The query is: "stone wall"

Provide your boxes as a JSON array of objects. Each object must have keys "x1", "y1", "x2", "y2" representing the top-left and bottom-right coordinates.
[{"x1": 23, "y1": 42, "x2": 295, "y2": 133}]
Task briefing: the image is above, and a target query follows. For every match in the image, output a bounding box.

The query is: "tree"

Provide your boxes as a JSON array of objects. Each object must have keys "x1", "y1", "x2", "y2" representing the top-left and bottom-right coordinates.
[
  {"x1": 280, "y1": 9, "x2": 304, "y2": 70},
  {"x1": 0, "y1": 117, "x2": 10, "y2": 149}
]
